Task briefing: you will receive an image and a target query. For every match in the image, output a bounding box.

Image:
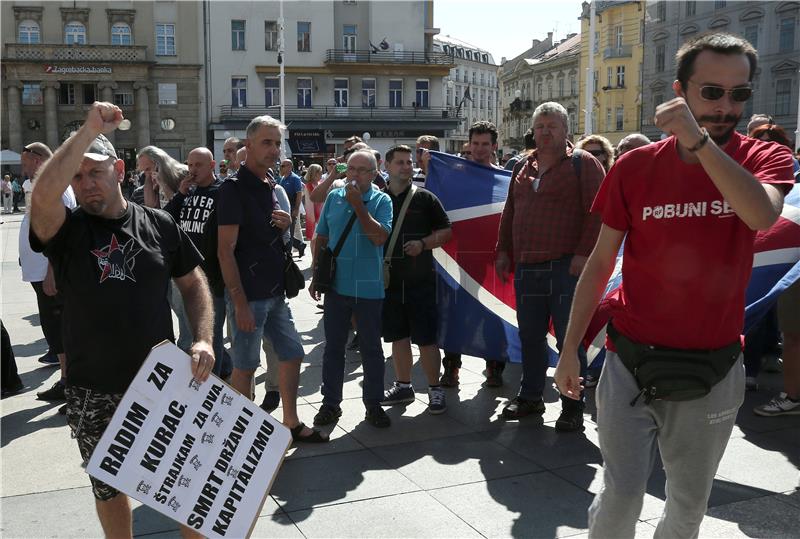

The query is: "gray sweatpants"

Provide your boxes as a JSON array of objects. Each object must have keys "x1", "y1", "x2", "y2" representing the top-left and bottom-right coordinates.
[{"x1": 588, "y1": 350, "x2": 744, "y2": 539}]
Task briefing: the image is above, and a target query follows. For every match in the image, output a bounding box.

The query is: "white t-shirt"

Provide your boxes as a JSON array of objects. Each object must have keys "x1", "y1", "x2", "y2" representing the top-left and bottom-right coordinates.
[
  {"x1": 19, "y1": 186, "x2": 78, "y2": 282},
  {"x1": 22, "y1": 179, "x2": 34, "y2": 211}
]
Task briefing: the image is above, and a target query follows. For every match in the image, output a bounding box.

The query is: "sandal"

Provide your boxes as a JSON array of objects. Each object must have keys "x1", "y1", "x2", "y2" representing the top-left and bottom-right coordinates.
[{"x1": 290, "y1": 422, "x2": 329, "y2": 443}]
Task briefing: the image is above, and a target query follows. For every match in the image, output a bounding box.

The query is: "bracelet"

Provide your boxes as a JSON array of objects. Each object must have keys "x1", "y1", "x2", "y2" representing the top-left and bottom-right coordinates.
[
  {"x1": 687, "y1": 128, "x2": 709, "y2": 153},
  {"x1": 419, "y1": 238, "x2": 427, "y2": 250}
]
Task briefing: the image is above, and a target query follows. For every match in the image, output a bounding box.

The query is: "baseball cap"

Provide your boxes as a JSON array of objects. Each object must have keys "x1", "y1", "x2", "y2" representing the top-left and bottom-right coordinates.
[{"x1": 84, "y1": 134, "x2": 118, "y2": 161}]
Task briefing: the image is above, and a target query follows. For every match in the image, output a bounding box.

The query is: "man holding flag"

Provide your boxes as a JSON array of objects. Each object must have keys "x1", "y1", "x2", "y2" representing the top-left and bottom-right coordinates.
[{"x1": 554, "y1": 33, "x2": 794, "y2": 537}]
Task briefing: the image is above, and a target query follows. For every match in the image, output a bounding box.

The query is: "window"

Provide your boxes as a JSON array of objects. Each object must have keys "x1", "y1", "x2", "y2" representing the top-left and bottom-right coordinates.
[
  {"x1": 389, "y1": 79, "x2": 402, "y2": 108},
  {"x1": 593, "y1": 31, "x2": 599, "y2": 54},
  {"x1": 18, "y1": 20, "x2": 40, "y2": 44},
  {"x1": 714, "y1": 0, "x2": 726, "y2": 8},
  {"x1": 775, "y1": 79, "x2": 791, "y2": 116},
  {"x1": 264, "y1": 77, "x2": 280, "y2": 107},
  {"x1": 615, "y1": 25, "x2": 623, "y2": 49},
  {"x1": 265, "y1": 21, "x2": 278, "y2": 51},
  {"x1": 114, "y1": 92, "x2": 134, "y2": 106},
  {"x1": 655, "y1": 44, "x2": 666, "y2": 72},
  {"x1": 297, "y1": 78, "x2": 312, "y2": 108},
  {"x1": 593, "y1": 70, "x2": 598, "y2": 93},
  {"x1": 231, "y1": 78, "x2": 247, "y2": 107},
  {"x1": 82, "y1": 84, "x2": 97, "y2": 105},
  {"x1": 547, "y1": 81, "x2": 553, "y2": 99},
  {"x1": 591, "y1": 110, "x2": 597, "y2": 132},
  {"x1": 472, "y1": 72, "x2": 477, "y2": 84},
  {"x1": 686, "y1": 1, "x2": 696, "y2": 16},
  {"x1": 231, "y1": 20, "x2": 246, "y2": 50},
  {"x1": 158, "y1": 83, "x2": 178, "y2": 105},
  {"x1": 607, "y1": 67, "x2": 613, "y2": 87},
  {"x1": 64, "y1": 22, "x2": 86, "y2": 45},
  {"x1": 653, "y1": 93, "x2": 664, "y2": 121},
  {"x1": 156, "y1": 24, "x2": 176, "y2": 56},
  {"x1": 656, "y1": 1, "x2": 666, "y2": 22},
  {"x1": 111, "y1": 23, "x2": 132, "y2": 45},
  {"x1": 446, "y1": 84, "x2": 453, "y2": 107},
  {"x1": 537, "y1": 82, "x2": 543, "y2": 99},
  {"x1": 558, "y1": 78, "x2": 564, "y2": 97},
  {"x1": 616, "y1": 65, "x2": 626, "y2": 87},
  {"x1": 570, "y1": 74, "x2": 577, "y2": 96},
  {"x1": 334, "y1": 79, "x2": 348, "y2": 107},
  {"x1": 297, "y1": 22, "x2": 311, "y2": 52},
  {"x1": 606, "y1": 108, "x2": 612, "y2": 131},
  {"x1": 480, "y1": 72, "x2": 485, "y2": 86},
  {"x1": 59, "y1": 83, "x2": 75, "y2": 105},
  {"x1": 415, "y1": 80, "x2": 429, "y2": 108},
  {"x1": 616, "y1": 106, "x2": 624, "y2": 131},
  {"x1": 22, "y1": 83, "x2": 42, "y2": 105},
  {"x1": 744, "y1": 24, "x2": 758, "y2": 48},
  {"x1": 361, "y1": 79, "x2": 375, "y2": 108},
  {"x1": 343, "y1": 24, "x2": 356, "y2": 53},
  {"x1": 779, "y1": 17, "x2": 795, "y2": 53}
]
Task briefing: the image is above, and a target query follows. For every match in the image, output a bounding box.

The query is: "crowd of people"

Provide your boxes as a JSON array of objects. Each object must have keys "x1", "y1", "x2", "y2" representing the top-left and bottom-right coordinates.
[{"x1": 1, "y1": 31, "x2": 799, "y2": 538}]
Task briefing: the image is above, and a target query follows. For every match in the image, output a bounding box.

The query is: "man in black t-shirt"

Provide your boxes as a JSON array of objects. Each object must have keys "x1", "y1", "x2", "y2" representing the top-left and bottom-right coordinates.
[
  {"x1": 379, "y1": 145, "x2": 452, "y2": 414},
  {"x1": 29, "y1": 102, "x2": 214, "y2": 538}
]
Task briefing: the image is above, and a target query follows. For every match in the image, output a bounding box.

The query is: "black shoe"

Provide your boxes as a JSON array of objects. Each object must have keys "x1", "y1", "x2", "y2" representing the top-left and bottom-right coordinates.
[
  {"x1": 38, "y1": 351, "x2": 59, "y2": 365},
  {"x1": 1, "y1": 381, "x2": 24, "y2": 399},
  {"x1": 297, "y1": 244, "x2": 306, "y2": 258},
  {"x1": 313, "y1": 404, "x2": 343, "y2": 426},
  {"x1": 501, "y1": 396, "x2": 545, "y2": 419},
  {"x1": 58, "y1": 403, "x2": 67, "y2": 415},
  {"x1": 347, "y1": 333, "x2": 360, "y2": 351},
  {"x1": 485, "y1": 360, "x2": 504, "y2": 387},
  {"x1": 555, "y1": 397, "x2": 585, "y2": 432},
  {"x1": 365, "y1": 405, "x2": 391, "y2": 428},
  {"x1": 439, "y1": 363, "x2": 460, "y2": 387},
  {"x1": 37, "y1": 380, "x2": 66, "y2": 401},
  {"x1": 260, "y1": 391, "x2": 280, "y2": 413}
]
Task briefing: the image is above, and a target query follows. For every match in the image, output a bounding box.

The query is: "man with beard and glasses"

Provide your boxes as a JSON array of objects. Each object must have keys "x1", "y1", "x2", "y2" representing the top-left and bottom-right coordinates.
[{"x1": 554, "y1": 33, "x2": 794, "y2": 537}]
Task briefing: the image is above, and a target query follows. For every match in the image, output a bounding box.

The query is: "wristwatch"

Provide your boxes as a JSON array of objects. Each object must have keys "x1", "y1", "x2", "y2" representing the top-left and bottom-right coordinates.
[{"x1": 687, "y1": 128, "x2": 709, "y2": 153}]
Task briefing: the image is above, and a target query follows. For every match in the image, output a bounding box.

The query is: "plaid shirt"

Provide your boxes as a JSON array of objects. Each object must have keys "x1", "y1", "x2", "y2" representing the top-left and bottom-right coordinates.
[{"x1": 496, "y1": 147, "x2": 604, "y2": 263}]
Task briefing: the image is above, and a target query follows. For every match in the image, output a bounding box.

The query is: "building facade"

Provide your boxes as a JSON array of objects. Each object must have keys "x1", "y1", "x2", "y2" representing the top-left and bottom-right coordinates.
[
  {"x1": 205, "y1": 0, "x2": 457, "y2": 160},
  {"x1": 641, "y1": 0, "x2": 799, "y2": 144},
  {"x1": 577, "y1": 0, "x2": 645, "y2": 145},
  {"x1": 433, "y1": 35, "x2": 499, "y2": 153},
  {"x1": 1, "y1": 1, "x2": 204, "y2": 168}
]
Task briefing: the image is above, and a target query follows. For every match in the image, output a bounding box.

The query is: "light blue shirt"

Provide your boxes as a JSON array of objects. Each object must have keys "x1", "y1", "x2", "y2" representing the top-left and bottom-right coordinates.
[{"x1": 316, "y1": 184, "x2": 393, "y2": 299}]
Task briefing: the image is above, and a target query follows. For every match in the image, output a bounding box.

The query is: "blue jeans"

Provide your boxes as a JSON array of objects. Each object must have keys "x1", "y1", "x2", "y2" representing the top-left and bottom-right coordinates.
[
  {"x1": 515, "y1": 257, "x2": 587, "y2": 401},
  {"x1": 229, "y1": 294, "x2": 304, "y2": 371},
  {"x1": 321, "y1": 289, "x2": 384, "y2": 408}
]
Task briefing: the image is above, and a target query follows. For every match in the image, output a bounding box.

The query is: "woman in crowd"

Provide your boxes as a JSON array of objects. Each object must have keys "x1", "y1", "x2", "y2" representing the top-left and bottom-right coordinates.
[
  {"x1": 136, "y1": 146, "x2": 188, "y2": 209},
  {"x1": 575, "y1": 134, "x2": 614, "y2": 173}
]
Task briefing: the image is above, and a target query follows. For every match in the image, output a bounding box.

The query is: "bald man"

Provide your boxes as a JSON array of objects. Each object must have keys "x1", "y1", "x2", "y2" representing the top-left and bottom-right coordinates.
[{"x1": 163, "y1": 147, "x2": 231, "y2": 378}]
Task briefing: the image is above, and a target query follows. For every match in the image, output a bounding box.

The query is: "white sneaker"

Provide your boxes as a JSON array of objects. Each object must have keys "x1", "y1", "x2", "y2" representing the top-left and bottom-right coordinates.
[{"x1": 753, "y1": 393, "x2": 800, "y2": 417}]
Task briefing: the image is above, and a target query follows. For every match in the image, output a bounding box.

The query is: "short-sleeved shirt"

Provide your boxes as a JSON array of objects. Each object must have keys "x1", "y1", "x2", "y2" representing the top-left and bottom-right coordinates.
[
  {"x1": 216, "y1": 165, "x2": 286, "y2": 300},
  {"x1": 163, "y1": 178, "x2": 224, "y2": 296},
  {"x1": 279, "y1": 172, "x2": 303, "y2": 211},
  {"x1": 384, "y1": 183, "x2": 451, "y2": 289},
  {"x1": 316, "y1": 184, "x2": 393, "y2": 299},
  {"x1": 593, "y1": 132, "x2": 795, "y2": 350},
  {"x1": 19, "y1": 187, "x2": 77, "y2": 282},
  {"x1": 30, "y1": 202, "x2": 202, "y2": 393}
]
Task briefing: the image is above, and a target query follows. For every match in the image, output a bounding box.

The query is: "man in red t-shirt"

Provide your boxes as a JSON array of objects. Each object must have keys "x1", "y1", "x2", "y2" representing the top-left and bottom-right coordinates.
[{"x1": 554, "y1": 33, "x2": 794, "y2": 538}]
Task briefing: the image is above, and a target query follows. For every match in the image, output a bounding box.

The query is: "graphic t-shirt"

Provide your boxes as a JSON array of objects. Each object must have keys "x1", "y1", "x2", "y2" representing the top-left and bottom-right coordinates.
[
  {"x1": 593, "y1": 132, "x2": 795, "y2": 350},
  {"x1": 30, "y1": 202, "x2": 202, "y2": 393}
]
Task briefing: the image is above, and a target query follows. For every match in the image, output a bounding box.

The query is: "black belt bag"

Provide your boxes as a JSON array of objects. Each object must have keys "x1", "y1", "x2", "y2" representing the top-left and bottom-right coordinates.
[{"x1": 607, "y1": 323, "x2": 741, "y2": 406}]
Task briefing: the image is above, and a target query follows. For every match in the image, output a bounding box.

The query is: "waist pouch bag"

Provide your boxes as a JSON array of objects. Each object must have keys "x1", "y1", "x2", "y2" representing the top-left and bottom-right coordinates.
[
  {"x1": 283, "y1": 245, "x2": 305, "y2": 299},
  {"x1": 313, "y1": 212, "x2": 357, "y2": 294},
  {"x1": 607, "y1": 322, "x2": 740, "y2": 406}
]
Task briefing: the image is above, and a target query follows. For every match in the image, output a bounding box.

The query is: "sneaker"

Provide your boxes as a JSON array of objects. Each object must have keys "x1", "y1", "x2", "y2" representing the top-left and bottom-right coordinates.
[
  {"x1": 365, "y1": 405, "x2": 391, "y2": 428},
  {"x1": 439, "y1": 364, "x2": 460, "y2": 387},
  {"x1": 753, "y1": 393, "x2": 800, "y2": 417},
  {"x1": 37, "y1": 380, "x2": 66, "y2": 401},
  {"x1": 260, "y1": 390, "x2": 280, "y2": 413},
  {"x1": 38, "y1": 351, "x2": 59, "y2": 365},
  {"x1": 501, "y1": 397, "x2": 545, "y2": 419},
  {"x1": 427, "y1": 387, "x2": 447, "y2": 414},
  {"x1": 381, "y1": 382, "x2": 415, "y2": 406},
  {"x1": 313, "y1": 404, "x2": 343, "y2": 426},
  {"x1": 745, "y1": 376, "x2": 759, "y2": 391},
  {"x1": 347, "y1": 333, "x2": 360, "y2": 351},
  {"x1": 485, "y1": 360, "x2": 504, "y2": 387},
  {"x1": 555, "y1": 397, "x2": 585, "y2": 432}
]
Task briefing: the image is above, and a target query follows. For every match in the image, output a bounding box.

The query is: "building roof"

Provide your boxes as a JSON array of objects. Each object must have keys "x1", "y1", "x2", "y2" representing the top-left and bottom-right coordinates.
[
  {"x1": 525, "y1": 33, "x2": 581, "y2": 66},
  {"x1": 434, "y1": 35, "x2": 496, "y2": 65}
]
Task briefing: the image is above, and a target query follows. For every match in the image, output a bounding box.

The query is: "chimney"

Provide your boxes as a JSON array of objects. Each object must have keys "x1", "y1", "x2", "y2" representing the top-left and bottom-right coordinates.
[{"x1": 547, "y1": 31, "x2": 553, "y2": 42}]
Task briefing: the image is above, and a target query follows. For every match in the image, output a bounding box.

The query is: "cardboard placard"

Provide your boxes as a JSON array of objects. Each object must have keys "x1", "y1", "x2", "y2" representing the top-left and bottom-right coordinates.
[{"x1": 86, "y1": 342, "x2": 291, "y2": 538}]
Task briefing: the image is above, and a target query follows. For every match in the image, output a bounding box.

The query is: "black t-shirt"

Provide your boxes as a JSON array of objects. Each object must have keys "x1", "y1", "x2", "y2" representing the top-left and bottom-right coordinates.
[
  {"x1": 216, "y1": 164, "x2": 285, "y2": 300},
  {"x1": 163, "y1": 178, "x2": 224, "y2": 297},
  {"x1": 384, "y1": 184, "x2": 451, "y2": 288},
  {"x1": 30, "y1": 202, "x2": 202, "y2": 394}
]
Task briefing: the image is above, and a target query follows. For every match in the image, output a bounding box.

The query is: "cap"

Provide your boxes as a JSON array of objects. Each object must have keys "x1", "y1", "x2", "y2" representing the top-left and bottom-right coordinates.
[{"x1": 84, "y1": 134, "x2": 117, "y2": 161}]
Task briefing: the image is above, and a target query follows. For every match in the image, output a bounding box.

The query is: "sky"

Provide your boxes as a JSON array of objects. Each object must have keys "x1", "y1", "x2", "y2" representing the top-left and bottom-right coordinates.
[{"x1": 435, "y1": 0, "x2": 586, "y2": 64}]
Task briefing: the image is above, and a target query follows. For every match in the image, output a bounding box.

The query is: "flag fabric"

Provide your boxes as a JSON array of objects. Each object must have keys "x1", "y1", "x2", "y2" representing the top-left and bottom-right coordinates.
[{"x1": 426, "y1": 150, "x2": 800, "y2": 366}]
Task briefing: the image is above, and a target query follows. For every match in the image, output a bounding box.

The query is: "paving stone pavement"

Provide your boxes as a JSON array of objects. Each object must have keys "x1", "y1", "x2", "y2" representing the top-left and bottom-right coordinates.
[{"x1": 1, "y1": 212, "x2": 798, "y2": 538}]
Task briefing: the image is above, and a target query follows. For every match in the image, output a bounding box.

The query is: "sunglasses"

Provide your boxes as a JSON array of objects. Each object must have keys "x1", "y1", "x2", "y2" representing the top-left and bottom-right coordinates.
[
  {"x1": 690, "y1": 81, "x2": 752, "y2": 102},
  {"x1": 22, "y1": 147, "x2": 45, "y2": 158},
  {"x1": 586, "y1": 149, "x2": 607, "y2": 157}
]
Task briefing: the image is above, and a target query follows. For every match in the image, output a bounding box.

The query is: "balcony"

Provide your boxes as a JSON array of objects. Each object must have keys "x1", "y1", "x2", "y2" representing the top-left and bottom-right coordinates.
[
  {"x1": 4, "y1": 43, "x2": 148, "y2": 63},
  {"x1": 325, "y1": 49, "x2": 454, "y2": 66},
  {"x1": 220, "y1": 104, "x2": 461, "y2": 122},
  {"x1": 603, "y1": 45, "x2": 633, "y2": 59}
]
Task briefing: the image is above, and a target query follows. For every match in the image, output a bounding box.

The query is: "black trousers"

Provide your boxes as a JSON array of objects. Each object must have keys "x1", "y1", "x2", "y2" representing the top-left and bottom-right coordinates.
[
  {"x1": 31, "y1": 282, "x2": 64, "y2": 355},
  {"x1": 1, "y1": 320, "x2": 22, "y2": 390}
]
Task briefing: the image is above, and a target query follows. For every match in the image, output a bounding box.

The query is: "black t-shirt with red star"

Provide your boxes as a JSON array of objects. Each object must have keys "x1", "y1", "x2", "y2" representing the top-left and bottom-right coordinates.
[{"x1": 30, "y1": 202, "x2": 202, "y2": 393}]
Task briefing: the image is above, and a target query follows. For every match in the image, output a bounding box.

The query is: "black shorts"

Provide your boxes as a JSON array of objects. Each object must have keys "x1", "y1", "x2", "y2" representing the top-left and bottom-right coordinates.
[
  {"x1": 65, "y1": 386, "x2": 124, "y2": 501},
  {"x1": 382, "y1": 283, "x2": 438, "y2": 346}
]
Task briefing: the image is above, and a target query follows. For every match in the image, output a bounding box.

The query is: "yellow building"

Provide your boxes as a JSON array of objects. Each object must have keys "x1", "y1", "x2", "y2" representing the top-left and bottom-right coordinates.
[{"x1": 577, "y1": 1, "x2": 645, "y2": 145}]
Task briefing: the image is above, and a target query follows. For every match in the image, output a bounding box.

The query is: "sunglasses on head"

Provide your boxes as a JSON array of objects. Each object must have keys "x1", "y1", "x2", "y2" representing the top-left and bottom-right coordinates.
[
  {"x1": 22, "y1": 147, "x2": 45, "y2": 158},
  {"x1": 691, "y1": 81, "x2": 752, "y2": 102}
]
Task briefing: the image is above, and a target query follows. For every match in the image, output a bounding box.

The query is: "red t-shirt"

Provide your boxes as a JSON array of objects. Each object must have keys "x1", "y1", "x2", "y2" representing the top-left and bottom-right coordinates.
[{"x1": 593, "y1": 132, "x2": 794, "y2": 350}]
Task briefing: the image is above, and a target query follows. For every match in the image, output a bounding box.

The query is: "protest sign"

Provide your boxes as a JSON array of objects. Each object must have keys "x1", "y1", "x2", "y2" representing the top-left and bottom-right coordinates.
[{"x1": 87, "y1": 342, "x2": 291, "y2": 538}]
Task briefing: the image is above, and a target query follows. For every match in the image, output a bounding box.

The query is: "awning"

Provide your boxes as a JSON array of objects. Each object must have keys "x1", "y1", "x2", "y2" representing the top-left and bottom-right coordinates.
[{"x1": 0, "y1": 150, "x2": 21, "y2": 166}]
